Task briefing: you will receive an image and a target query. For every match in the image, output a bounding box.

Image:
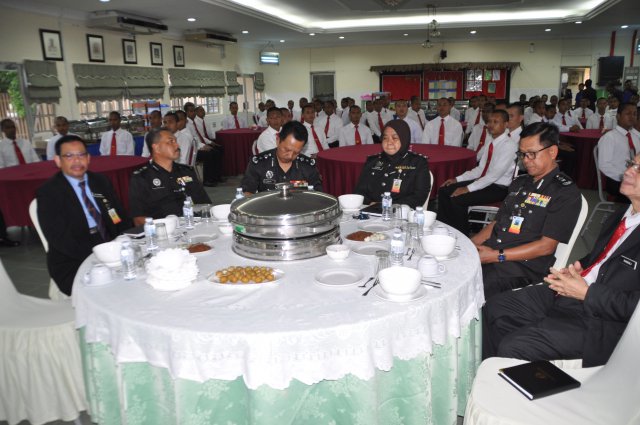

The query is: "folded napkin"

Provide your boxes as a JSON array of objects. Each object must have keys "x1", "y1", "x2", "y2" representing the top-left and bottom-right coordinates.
[{"x1": 146, "y1": 248, "x2": 199, "y2": 291}]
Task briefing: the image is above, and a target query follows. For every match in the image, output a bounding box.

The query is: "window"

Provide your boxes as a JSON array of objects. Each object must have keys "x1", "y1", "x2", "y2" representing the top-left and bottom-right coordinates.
[
  {"x1": 79, "y1": 98, "x2": 163, "y2": 119},
  {"x1": 33, "y1": 103, "x2": 56, "y2": 133},
  {"x1": 170, "y1": 96, "x2": 221, "y2": 114},
  {"x1": 235, "y1": 74, "x2": 256, "y2": 113}
]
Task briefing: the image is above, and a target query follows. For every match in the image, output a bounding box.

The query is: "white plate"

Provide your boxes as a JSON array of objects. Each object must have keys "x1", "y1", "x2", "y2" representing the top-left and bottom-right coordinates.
[
  {"x1": 314, "y1": 268, "x2": 365, "y2": 287},
  {"x1": 435, "y1": 250, "x2": 459, "y2": 261},
  {"x1": 358, "y1": 221, "x2": 393, "y2": 232},
  {"x1": 373, "y1": 285, "x2": 428, "y2": 302},
  {"x1": 82, "y1": 272, "x2": 115, "y2": 287},
  {"x1": 188, "y1": 234, "x2": 219, "y2": 243},
  {"x1": 352, "y1": 243, "x2": 388, "y2": 256},
  {"x1": 209, "y1": 268, "x2": 284, "y2": 286},
  {"x1": 345, "y1": 231, "x2": 389, "y2": 243}
]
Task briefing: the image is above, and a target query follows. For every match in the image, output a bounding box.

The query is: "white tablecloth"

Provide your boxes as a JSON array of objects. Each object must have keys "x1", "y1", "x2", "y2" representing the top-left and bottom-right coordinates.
[{"x1": 73, "y1": 218, "x2": 484, "y2": 390}]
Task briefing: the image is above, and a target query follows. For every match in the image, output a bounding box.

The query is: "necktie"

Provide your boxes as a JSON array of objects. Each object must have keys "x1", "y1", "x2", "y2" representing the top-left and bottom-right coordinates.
[
  {"x1": 12, "y1": 140, "x2": 26, "y2": 165},
  {"x1": 474, "y1": 109, "x2": 481, "y2": 125},
  {"x1": 476, "y1": 126, "x2": 487, "y2": 153},
  {"x1": 580, "y1": 218, "x2": 627, "y2": 277},
  {"x1": 354, "y1": 124, "x2": 362, "y2": 145},
  {"x1": 202, "y1": 120, "x2": 212, "y2": 140},
  {"x1": 234, "y1": 115, "x2": 240, "y2": 129},
  {"x1": 480, "y1": 142, "x2": 494, "y2": 177},
  {"x1": 78, "y1": 180, "x2": 107, "y2": 241},
  {"x1": 438, "y1": 118, "x2": 445, "y2": 146},
  {"x1": 378, "y1": 112, "x2": 384, "y2": 134},
  {"x1": 599, "y1": 115, "x2": 604, "y2": 131},
  {"x1": 192, "y1": 121, "x2": 205, "y2": 145},
  {"x1": 110, "y1": 132, "x2": 117, "y2": 156},
  {"x1": 582, "y1": 109, "x2": 586, "y2": 119},
  {"x1": 324, "y1": 116, "x2": 331, "y2": 137},
  {"x1": 417, "y1": 113, "x2": 424, "y2": 130},
  {"x1": 562, "y1": 115, "x2": 567, "y2": 126},
  {"x1": 627, "y1": 132, "x2": 636, "y2": 157},
  {"x1": 311, "y1": 125, "x2": 324, "y2": 152}
]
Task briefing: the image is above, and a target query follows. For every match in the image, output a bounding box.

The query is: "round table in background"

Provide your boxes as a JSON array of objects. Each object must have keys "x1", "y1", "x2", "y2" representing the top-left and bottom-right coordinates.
[
  {"x1": 215, "y1": 128, "x2": 263, "y2": 176},
  {"x1": 560, "y1": 129, "x2": 602, "y2": 190},
  {"x1": 316, "y1": 144, "x2": 477, "y2": 198},
  {"x1": 0, "y1": 156, "x2": 147, "y2": 227}
]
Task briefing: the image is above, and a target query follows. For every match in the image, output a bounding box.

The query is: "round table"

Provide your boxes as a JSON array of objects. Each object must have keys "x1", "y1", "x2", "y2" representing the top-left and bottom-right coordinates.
[
  {"x1": 0, "y1": 156, "x2": 147, "y2": 227},
  {"x1": 560, "y1": 129, "x2": 602, "y2": 190},
  {"x1": 316, "y1": 144, "x2": 477, "y2": 198},
  {"x1": 215, "y1": 128, "x2": 263, "y2": 176},
  {"x1": 74, "y1": 217, "x2": 484, "y2": 425}
]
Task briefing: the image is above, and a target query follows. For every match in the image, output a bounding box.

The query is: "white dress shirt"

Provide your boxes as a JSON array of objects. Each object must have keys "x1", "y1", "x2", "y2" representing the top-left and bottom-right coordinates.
[
  {"x1": 256, "y1": 126, "x2": 279, "y2": 153},
  {"x1": 301, "y1": 122, "x2": 329, "y2": 156},
  {"x1": 195, "y1": 116, "x2": 215, "y2": 140},
  {"x1": 552, "y1": 112, "x2": 583, "y2": 132},
  {"x1": 407, "y1": 109, "x2": 427, "y2": 131},
  {"x1": 338, "y1": 122, "x2": 374, "y2": 147},
  {"x1": 340, "y1": 107, "x2": 351, "y2": 125},
  {"x1": 177, "y1": 129, "x2": 197, "y2": 165},
  {"x1": 597, "y1": 125, "x2": 640, "y2": 181},
  {"x1": 99, "y1": 128, "x2": 134, "y2": 156},
  {"x1": 421, "y1": 115, "x2": 463, "y2": 146},
  {"x1": 465, "y1": 107, "x2": 481, "y2": 133},
  {"x1": 573, "y1": 107, "x2": 594, "y2": 121},
  {"x1": 186, "y1": 118, "x2": 211, "y2": 147},
  {"x1": 586, "y1": 112, "x2": 615, "y2": 130},
  {"x1": 365, "y1": 110, "x2": 393, "y2": 137},
  {"x1": 525, "y1": 113, "x2": 545, "y2": 126},
  {"x1": 507, "y1": 126, "x2": 523, "y2": 145},
  {"x1": 221, "y1": 114, "x2": 247, "y2": 130},
  {"x1": 467, "y1": 124, "x2": 492, "y2": 161},
  {"x1": 450, "y1": 107, "x2": 461, "y2": 121},
  {"x1": 46, "y1": 133, "x2": 77, "y2": 160},
  {"x1": 290, "y1": 109, "x2": 300, "y2": 122},
  {"x1": 455, "y1": 132, "x2": 517, "y2": 191},
  {"x1": 0, "y1": 138, "x2": 41, "y2": 167},
  {"x1": 523, "y1": 106, "x2": 533, "y2": 125},
  {"x1": 314, "y1": 114, "x2": 343, "y2": 145}
]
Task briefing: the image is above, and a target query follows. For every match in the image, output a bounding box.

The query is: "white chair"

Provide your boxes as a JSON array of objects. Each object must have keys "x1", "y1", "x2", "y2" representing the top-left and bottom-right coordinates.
[
  {"x1": 552, "y1": 194, "x2": 588, "y2": 269},
  {"x1": 464, "y1": 302, "x2": 640, "y2": 425},
  {"x1": 467, "y1": 204, "x2": 500, "y2": 228},
  {"x1": 29, "y1": 199, "x2": 68, "y2": 300},
  {"x1": 423, "y1": 170, "x2": 434, "y2": 209},
  {"x1": 0, "y1": 259, "x2": 86, "y2": 425},
  {"x1": 580, "y1": 145, "x2": 616, "y2": 238}
]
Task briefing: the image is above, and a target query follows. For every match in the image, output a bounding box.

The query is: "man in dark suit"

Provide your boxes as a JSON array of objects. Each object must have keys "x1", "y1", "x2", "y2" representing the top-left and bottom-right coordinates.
[
  {"x1": 37, "y1": 135, "x2": 130, "y2": 295},
  {"x1": 484, "y1": 153, "x2": 640, "y2": 366}
]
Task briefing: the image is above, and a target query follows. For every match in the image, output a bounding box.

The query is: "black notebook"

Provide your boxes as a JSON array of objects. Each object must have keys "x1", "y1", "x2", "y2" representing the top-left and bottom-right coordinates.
[
  {"x1": 498, "y1": 360, "x2": 581, "y2": 400},
  {"x1": 360, "y1": 203, "x2": 382, "y2": 216}
]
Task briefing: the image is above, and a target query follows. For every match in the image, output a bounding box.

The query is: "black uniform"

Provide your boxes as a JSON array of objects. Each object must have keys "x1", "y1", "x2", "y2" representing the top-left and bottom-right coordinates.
[
  {"x1": 353, "y1": 151, "x2": 430, "y2": 209},
  {"x1": 481, "y1": 167, "x2": 582, "y2": 298},
  {"x1": 128, "y1": 161, "x2": 211, "y2": 219},
  {"x1": 241, "y1": 149, "x2": 322, "y2": 193}
]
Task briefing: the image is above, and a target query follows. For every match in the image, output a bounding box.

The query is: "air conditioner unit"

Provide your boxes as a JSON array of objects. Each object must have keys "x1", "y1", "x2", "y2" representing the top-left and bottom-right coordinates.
[
  {"x1": 184, "y1": 29, "x2": 237, "y2": 45},
  {"x1": 87, "y1": 11, "x2": 168, "y2": 34}
]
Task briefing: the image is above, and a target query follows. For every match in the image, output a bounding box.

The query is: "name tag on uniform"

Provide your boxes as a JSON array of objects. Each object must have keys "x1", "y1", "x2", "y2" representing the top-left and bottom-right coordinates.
[
  {"x1": 524, "y1": 192, "x2": 551, "y2": 207},
  {"x1": 391, "y1": 178, "x2": 402, "y2": 193},
  {"x1": 508, "y1": 216, "x2": 524, "y2": 234},
  {"x1": 290, "y1": 180, "x2": 308, "y2": 188},
  {"x1": 621, "y1": 255, "x2": 637, "y2": 270},
  {"x1": 108, "y1": 208, "x2": 122, "y2": 224}
]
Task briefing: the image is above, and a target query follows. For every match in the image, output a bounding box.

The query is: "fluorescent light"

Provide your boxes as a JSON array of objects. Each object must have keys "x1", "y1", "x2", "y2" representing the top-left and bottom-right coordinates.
[
  {"x1": 187, "y1": 18, "x2": 196, "y2": 22},
  {"x1": 545, "y1": 28, "x2": 551, "y2": 31},
  {"x1": 280, "y1": 39, "x2": 285, "y2": 42},
  {"x1": 99, "y1": 0, "x2": 110, "y2": 2},
  {"x1": 309, "y1": 33, "x2": 316, "y2": 36},
  {"x1": 242, "y1": 30, "x2": 249, "y2": 34},
  {"x1": 575, "y1": 21, "x2": 582, "y2": 24},
  {"x1": 621, "y1": 25, "x2": 629, "y2": 28},
  {"x1": 339, "y1": 36, "x2": 345, "y2": 39},
  {"x1": 403, "y1": 33, "x2": 409, "y2": 36},
  {"x1": 470, "y1": 30, "x2": 477, "y2": 34}
]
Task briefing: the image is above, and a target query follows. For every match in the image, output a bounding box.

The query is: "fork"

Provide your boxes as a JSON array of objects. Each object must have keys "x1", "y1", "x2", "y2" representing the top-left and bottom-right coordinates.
[
  {"x1": 362, "y1": 277, "x2": 380, "y2": 296},
  {"x1": 407, "y1": 248, "x2": 416, "y2": 261},
  {"x1": 358, "y1": 276, "x2": 375, "y2": 288}
]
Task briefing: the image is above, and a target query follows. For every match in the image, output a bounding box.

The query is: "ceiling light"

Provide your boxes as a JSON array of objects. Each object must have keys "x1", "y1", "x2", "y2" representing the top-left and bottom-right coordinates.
[
  {"x1": 403, "y1": 33, "x2": 409, "y2": 36},
  {"x1": 339, "y1": 36, "x2": 345, "y2": 39},
  {"x1": 280, "y1": 39, "x2": 285, "y2": 43},
  {"x1": 242, "y1": 30, "x2": 249, "y2": 34},
  {"x1": 621, "y1": 25, "x2": 629, "y2": 28},
  {"x1": 470, "y1": 30, "x2": 477, "y2": 34},
  {"x1": 575, "y1": 21, "x2": 582, "y2": 24},
  {"x1": 187, "y1": 18, "x2": 196, "y2": 22},
  {"x1": 99, "y1": 0, "x2": 110, "y2": 2},
  {"x1": 545, "y1": 28, "x2": 551, "y2": 31},
  {"x1": 309, "y1": 33, "x2": 315, "y2": 36}
]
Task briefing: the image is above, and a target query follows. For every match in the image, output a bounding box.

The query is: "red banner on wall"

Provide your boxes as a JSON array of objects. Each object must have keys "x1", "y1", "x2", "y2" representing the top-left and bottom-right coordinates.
[{"x1": 381, "y1": 74, "x2": 422, "y2": 100}]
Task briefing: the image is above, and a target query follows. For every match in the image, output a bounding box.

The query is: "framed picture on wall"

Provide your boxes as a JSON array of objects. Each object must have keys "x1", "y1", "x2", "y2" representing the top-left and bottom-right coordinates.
[
  {"x1": 150, "y1": 42, "x2": 163, "y2": 66},
  {"x1": 39, "y1": 29, "x2": 63, "y2": 61},
  {"x1": 86, "y1": 34, "x2": 105, "y2": 62},
  {"x1": 173, "y1": 45, "x2": 185, "y2": 67},
  {"x1": 122, "y1": 39, "x2": 137, "y2": 64}
]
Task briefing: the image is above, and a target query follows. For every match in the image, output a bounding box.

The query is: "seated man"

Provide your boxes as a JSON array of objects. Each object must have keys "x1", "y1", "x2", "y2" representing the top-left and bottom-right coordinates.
[
  {"x1": 129, "y1": 128, "x2": 211, "y2": 226},
  {"x1": 393, "y1": 99, "x2": 423, "y2": 144},
  {"x1": 484, "y1": 154, "x2": 640, "y2": 367},
  {"x1": 422, "y1": 97, "x2": 463, "y2": 146},
  {"x1": 339, "y1": 105, "x2": 373, "y2": 146},
  {"x1": 471, "y1": 122, "x2": 581, "y2": 299},
  {"x1": 163, "y1": 112, "x2": 195, "y2": 165},
  {"x1": 141, "y1": 110, "x2": 163, "y2": 157},
  {"x1": 552, "y1": 98, "x2": 582, "y2": 132},
  {"x1": 314, "y1": 100, "x2": 343, "y2": 148},
  {"x1": 466, "y1": 103, "x2": 495, "y2": 161},
  {"x1": 301, "y1": 103, "x2": 329, "y2": 157},
  {"x1": 241, "y1": 121, "x2": 322, "y2": 194},
  {"x1": 524, "y1": 100, "x2": 545, "y2": 126},
  {"x1": 438, "y1": 110, "x2": 517, "y2": 235},
  {"x1": 573, "y1": 97, "x2": 594, "y2": 123},
  {"x1": 221, "y1": 101, "x2": 247, "y2": 129},
  {"x1": 46, "y1": 116, "x2": 76, "y2": 160},
  {"x1": 182, "y1": 106, "x2": 224, "y2": 186},
  {"x1": 0, "y1": 118, "x2": 40, "y2": 166},
  {"x1": 256, "y1": 107, "x2": 282, "y2": 153},
  {"x1": 586, "y1": 97, "x2": 615, "y2": 131},
  {"x1": 99, "y1": 111, "x2": 135, "y2": 156},
  {"x1": 407, "y1": 96, "x2": 427, "y2": 131},
  {"x1": 366, "y1": 99, "x2": 393, "y2": 144},
  {"x1": 37, "y1": 135, "x2": 131, "y2": 295},
  {"x1": 597, "y1": 103, "x2": 639, "y2": 203}
]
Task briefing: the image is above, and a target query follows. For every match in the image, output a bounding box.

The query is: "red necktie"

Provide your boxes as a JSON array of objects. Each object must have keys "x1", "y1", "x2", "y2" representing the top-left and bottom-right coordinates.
[
  {"x1": 417, "y1": 113, "x2": 424, "y2": 130},
  {"x1": 438, "y1": 118, "x2": 445, "y2": 146},
  {"x1": 476, "y1": 127, "x2": 487, "y2": 153},
  {"x1": 599, "y1": 115, "x2": 604, "y2": 131},
  {"x1": 202, "y1": 120, "x2": 212, "y2": 140},
  {"x1": 193, "y1": 121, "x2": 205, "y2": 145},
  {"x1": 234, "y1": 115, "x2": 240, "y2": 129},
  {"x1": 12, "y1": 140, "x2": 26, "y2": 165},
  {"x1": 311, "y1": 125, "x2": 324, "y2": 151},
  {"x1": 110, "y1": 132, "x2": 117, "y2": 156},
  {"x1": 562, "y1": 115, "x2": 567, "y2": 126},
  {"x1": 354, "y1": 124, "x2": 362, "y2": 145},
  {"x1": 480, "y1": 142, "x2": 494, "y2": 177},
  {"x1": 324, "y1": 116, "x2": 330, "y2": 137},
  {"x1": 378, "y1": 112, "x2": 384, "y2": 133},
  {"x1": 474, "y1": 110, "x2": 481, "y2": 125},
  {"x1": 581, "y1": 218, "x2": 627, "y2": 277},
  {"x1": 627, "y1": 132, "x2": 636, "y2": 157},
  {"x1": 79, "y1": 180, "x2": 107, "y2": 241},
  {"x1": 581, "y1": 109, "x2": 586, "y2": 119}
]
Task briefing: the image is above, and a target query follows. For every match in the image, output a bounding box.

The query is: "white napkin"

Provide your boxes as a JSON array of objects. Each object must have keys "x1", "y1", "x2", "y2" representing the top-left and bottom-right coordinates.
[{"x1": 146, "y1": 248, "x2": 199, "y2": 291}]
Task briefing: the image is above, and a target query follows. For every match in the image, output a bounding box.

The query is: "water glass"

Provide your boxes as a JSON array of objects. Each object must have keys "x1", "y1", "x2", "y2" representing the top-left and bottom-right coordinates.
[
  {"x1": 200, "y1": 204, "x2": 212, "y2": 224},
  {"x1": 374, "y1": 250, "x2": 391, "y2": 276},
  {"x1": 156, "y1": 223, "x2": 168, "y2": 242}
]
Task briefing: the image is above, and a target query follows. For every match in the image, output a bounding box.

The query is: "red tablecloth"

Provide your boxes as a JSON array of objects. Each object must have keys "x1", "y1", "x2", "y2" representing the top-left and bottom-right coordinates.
[
  {"x1": 216, "y1": 129, "x2": 263, "y2": 176},
  {"x1": 316, "y1": 145, "x2": 476, "y2": 198},
  {"x1": 560, "y1": 129, "x2": 603, "y2": 190},
  {"x1": 0, "y1": 156, "x2": 147, "y2": 227}
]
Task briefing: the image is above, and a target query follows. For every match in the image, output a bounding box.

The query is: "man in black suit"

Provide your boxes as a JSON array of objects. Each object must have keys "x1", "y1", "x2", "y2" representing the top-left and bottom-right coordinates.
[
  {"x1": 484, "y1": 153, "x2": 640, "y2": 367},
  {"x1": 37, "y1": 135, "x2": 130, "y2": 295}
]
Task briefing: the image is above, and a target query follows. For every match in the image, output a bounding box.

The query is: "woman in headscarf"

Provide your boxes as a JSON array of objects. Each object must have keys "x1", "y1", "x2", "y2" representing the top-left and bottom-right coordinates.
[{"x1": 353, "y1": 119, "x2": 430, "y2": 209}]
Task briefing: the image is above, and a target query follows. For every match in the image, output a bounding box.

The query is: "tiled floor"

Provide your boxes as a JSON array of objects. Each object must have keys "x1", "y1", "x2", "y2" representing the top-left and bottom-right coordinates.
[{"x1": 0, "y1": 181, "x2": 616, "y2": 425}]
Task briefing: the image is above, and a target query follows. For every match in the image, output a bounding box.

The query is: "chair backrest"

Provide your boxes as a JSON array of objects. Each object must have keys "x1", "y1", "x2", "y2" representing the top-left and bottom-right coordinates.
[
  {"x1": 553, "y1": 194, "x2": 588, "y2": 268},
  {"x1": 0, "y1": 258, "x2": 20, "y2": 303},
  {"x1": 593, "y1": 144, "x2": 608, "y2": 203},
  {"x1": 423, "y1": 170, "x2": 434, "y2": 209},
  {"x1": 252, "y1": 139, "x2": 259, "y2": 155},
  {"x1": 29, "y1": 198, "x2": 49, "y2": 253}
]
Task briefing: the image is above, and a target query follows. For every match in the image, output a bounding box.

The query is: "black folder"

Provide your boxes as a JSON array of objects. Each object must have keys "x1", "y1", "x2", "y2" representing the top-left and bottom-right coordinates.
[{"x1": 498, "y1": 360, "x2": 581, "y2": 400}]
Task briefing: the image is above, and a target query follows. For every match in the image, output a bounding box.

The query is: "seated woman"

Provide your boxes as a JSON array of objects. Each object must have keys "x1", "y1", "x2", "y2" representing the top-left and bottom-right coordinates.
[{"x1": 353, "y1": 120, "x2": 430, "y2": 209}]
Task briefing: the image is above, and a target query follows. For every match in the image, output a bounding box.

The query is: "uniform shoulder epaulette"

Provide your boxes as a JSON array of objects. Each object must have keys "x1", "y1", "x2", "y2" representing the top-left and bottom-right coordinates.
[
  {"x1": 252, "y1": 151, "x2": 272, "y2": 163},
  {"x1": 407, "y1": 150, "x2": 428, "y2": 160},
  {"x1": 513, "y1": 173, "x2": 528, "y2": 182},
  {"x1": 553, "y1": 172, "x2": 574, "y2": 186},
  {"x1": 296, "y1": 153, "x2": 315, "y2": 166},
  {"x1": 365, "y1": 153, "x2": 383, "y2": 161},
  {"x1": 174, "y1": 162, "x2": 194, "y2": 171},
  {"x1": 133, "y1": 165, "x2": 149, "y2": 175}
]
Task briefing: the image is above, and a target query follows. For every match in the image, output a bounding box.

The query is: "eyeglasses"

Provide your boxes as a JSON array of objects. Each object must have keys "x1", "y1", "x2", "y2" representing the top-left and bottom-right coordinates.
[
  {"x1": 59, "y1": 152, "x2": 88, "y2": 160},
  {"x1": 625, "y1": 160, "x2": 640, "y2": 172},
  {"x1": 515, "y1": 145, "x2": 553, "y2": 161}
]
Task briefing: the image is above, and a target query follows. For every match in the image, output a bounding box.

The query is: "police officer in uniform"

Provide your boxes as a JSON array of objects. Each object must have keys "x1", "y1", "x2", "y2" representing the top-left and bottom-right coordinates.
[
  {"x1": 471, "y1": 122, "x2": 582, "y2": 299},
  {"x1": 353, "y1": 119, "x2": 430, "y2": 209},
  {"x1": 129, "y1": 128, "x2": 211, "y2": 226},
  {"x1": 241, "y1": 121, "x2": 322, "y2": 194}
]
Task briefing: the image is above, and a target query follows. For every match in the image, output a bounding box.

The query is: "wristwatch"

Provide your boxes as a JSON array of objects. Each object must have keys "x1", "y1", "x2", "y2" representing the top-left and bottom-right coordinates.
[{"x1": 498, "y1": 249, "x2": 506, "y2": 263}]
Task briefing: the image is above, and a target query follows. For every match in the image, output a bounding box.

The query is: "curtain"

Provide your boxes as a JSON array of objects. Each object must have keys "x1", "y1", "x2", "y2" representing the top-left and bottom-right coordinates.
[
  {"x1": 225, "y1": 71, "x2": 243, "y2": 95},
  {"x1": 254, "y1": 72, "x2": 265, "y2": 92},
  {"x1": 122, "y1": 67, "x2": 165, "y2": 100},
  {"x1": 73, "y1": 64, "x2": 165, "y2": 101},
  {"x1": 168, "y1": 69, "x2": 226, "y2": 98},
  {"x1": 24, "y1": 60, "x2": 61, "y2": 103}
]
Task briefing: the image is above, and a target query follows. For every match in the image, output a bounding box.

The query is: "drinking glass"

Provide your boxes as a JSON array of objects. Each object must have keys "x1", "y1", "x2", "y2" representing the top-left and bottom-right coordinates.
[
  {"x1": 200, "y1": 204, "x2": 212, "y2": 224},
  {"x1": 374, "y1": 250, "x2": 391, "y2": 276}
]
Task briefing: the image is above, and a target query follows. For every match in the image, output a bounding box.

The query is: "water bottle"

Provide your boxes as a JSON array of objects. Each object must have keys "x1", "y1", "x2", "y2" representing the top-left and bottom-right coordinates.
[
  {"x1": 120, "y1": 241, "x2": 137, "y2": 280},
  {"x1": 235, "y1": 188, "x2": 245, "y2": 200},
  {"x1": 183, "y1": 199, "x2": 194, "y2": 229},
  {"x1": 143, "y1": 217, "x2": 158, "y2": 251},
  {"x1": 389, "y1": 229, "x2": 405, "y2": 266},
  {"x1": 414, "y1": 206, "x2": 425, "y2": 237},
  {"x1": 381, "y1": 192, "x2": 392, "y2": 221}
]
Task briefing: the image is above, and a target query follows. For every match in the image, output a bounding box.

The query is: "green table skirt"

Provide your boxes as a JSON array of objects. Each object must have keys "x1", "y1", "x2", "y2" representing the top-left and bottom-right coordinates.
[{"x1": 80, "y1": 318, "x2": 480, "y2": 425}]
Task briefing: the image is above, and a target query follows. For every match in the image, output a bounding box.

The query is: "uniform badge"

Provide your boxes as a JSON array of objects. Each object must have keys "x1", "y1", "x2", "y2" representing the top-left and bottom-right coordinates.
[
  {"x1": 153, "y1": 178, "x2": 161, "y2": 187},
  {"x1": 524, "y1": 192, "x2": 551, "y2": 207},
  {"x1": 508, "y1": 216, "x2": 524, "y2": 234},
  {"x1": 373, "y1": 161, "x2": 384, "y2": 170},
  {"x1": 266, "y1": 170, "x2": 274, "y2": 179}
]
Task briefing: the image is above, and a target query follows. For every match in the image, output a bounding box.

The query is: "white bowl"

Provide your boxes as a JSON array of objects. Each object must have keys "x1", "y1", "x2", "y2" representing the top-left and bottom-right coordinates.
[
  {"x1": 423, "y1": 211, "x2": 437, "y2": 228},
  {"x1": 218, "y1": 223, "x2": 233, "y2": 235},
  {"x1": 154, "y1": 217, "x2": 178, "y2": 236},
  {"x1": 326, "y1": 244, "x2": 350, "y2": 261},
  {"x1": 420, "y1": 234, "x2": 456, "y2": 257},
  {"x1": 378, "y1": 266, "x2": 421, "y2": 296},
  {"x1": 338, "y1": 194, "x2": 364, "y2": 210},
  {"x1": 211, "y1": 204, "x2": 231, "y2": 220},
  {"x1": 92, "y1": 241, "x2": 122, "y2": 264}
]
